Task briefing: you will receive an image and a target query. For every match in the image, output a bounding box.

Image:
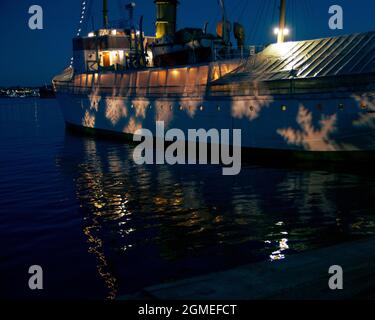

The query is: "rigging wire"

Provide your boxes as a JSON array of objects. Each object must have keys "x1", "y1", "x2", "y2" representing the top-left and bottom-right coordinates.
[
  {"x1": 238, "y1": 0, "x2": 250, "y2": 23},
  {"x1": 301, "y1": 0, "x2": 313, "y2": 39},
  {"x1": 247, "y1": 0, "x2": 267, "y2": 44},
  {"x1": 228, "y1": 0, "x2": 242, "y2": 19},
  {"x1": 290, "y1": 0, "x2": 295, "y2": 40},
  {"x1": 306, "y1": 0, "x2": 320, "y2": 36},
  {"x1": 256, "y1": 0, "x2": 274, "y2": 44},
  {"x1": 271, "y1": 0, "x2": 278, "y2": 27},
  {"x1": 70, "y1": 0, "x2": 92, "y2": 67}
]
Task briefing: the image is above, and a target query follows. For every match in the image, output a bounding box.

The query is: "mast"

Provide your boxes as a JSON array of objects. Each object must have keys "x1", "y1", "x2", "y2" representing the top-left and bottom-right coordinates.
[
  {"x1": 126, "y1": 2, "x2": 136, "y2": 29},
  {"x1": 277, "y1": 0, "x2": 286, "y2": 43},
  {"x1": 103, "y1": 0, "x2": 109, "y2": 28},
  {"x1": 219, "y1": 0, "x2": 229, "y2": 46}
]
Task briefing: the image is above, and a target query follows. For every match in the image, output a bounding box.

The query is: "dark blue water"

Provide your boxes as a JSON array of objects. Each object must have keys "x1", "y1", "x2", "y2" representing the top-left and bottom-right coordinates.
[{"x1": 1, "y1": 98, "x2": 375, "y2": 299}]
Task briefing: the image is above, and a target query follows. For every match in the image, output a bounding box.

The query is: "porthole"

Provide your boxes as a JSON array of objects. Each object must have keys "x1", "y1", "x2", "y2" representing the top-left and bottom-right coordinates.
[
  {"x1": 281, "y1": 105, "x2": 287, "y2": 112},
  {"x1": 338, "y1": 103, "x2": 344, "y2": 110}
]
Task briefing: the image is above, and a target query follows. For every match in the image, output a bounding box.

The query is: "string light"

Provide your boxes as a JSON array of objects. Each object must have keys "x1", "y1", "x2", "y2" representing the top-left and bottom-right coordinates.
[
  {"x1": 71, "y1": 0, "x2": 89, "y2": 66},
  {"x1": 76, "y1": 0, "x2": 87, "y2": 37}
]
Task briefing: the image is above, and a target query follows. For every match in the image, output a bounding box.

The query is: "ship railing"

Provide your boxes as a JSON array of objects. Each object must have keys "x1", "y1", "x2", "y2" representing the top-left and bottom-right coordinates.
[
  {"x1": 54, "y1": 82, "x2": 208, "y2": 97},
  {"x1": 212, "y1": 46, "x2": 260, "y2": 62}
]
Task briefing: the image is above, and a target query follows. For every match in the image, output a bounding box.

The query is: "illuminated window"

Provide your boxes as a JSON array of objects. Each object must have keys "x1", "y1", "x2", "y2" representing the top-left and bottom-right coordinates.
[
  {"x1": 167, "y1": 68, "x2": 187, "y2": 87},
  {"x1": 217, "y1": 105, "x2": 221, "y2": 111},
  {"x1": 200, "y1": 105, "x2": 204, "y2": 111},
  {"x1": 170, "y1": 105, "x2": 173, "y2": 111},
  {"x1": 179, "y1": 105, "x2": 183, "y2": 111},
  {"x1": 281, "y1": 105, "x2": 287, "y2": 112}
]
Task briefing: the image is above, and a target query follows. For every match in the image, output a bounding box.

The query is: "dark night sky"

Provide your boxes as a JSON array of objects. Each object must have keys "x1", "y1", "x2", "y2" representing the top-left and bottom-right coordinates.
[{"x1": 0, "y1": 0, "x2": 374, "y2": 86}]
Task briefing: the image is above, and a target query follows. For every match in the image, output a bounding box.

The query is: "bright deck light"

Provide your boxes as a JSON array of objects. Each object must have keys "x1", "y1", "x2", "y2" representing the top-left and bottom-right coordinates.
[
  {"x1": 273, "y1": 27, "x2": 290, "y2": 36},
  {"x1": 88, "y1": 32, "x2": 95, "y2": 37}
]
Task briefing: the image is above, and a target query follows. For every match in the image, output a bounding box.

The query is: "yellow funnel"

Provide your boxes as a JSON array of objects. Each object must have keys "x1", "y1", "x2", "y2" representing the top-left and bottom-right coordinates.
[{"x1": 154, "y1": 0, "x2": 179, "y2": 39}]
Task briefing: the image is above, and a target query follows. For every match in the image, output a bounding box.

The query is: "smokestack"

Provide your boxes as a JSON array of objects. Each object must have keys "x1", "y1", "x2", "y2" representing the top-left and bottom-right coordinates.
[{"x1": 154, "y1": 0, "x2": 179, "y2": 39}]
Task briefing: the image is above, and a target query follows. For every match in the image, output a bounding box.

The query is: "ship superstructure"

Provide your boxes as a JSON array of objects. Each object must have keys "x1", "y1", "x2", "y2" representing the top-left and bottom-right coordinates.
[{"x1": 54, "y1": 0, "x2": 375, "y2": 159}]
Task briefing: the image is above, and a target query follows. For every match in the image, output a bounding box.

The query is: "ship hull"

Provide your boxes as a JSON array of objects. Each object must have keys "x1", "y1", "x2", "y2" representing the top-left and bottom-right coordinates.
[
  {"x1": 64, "y1": 121, "x2": 375, "y2": 165},
  {"x1": 56, "y1": 89, "x2": 375, "y2": 160}
]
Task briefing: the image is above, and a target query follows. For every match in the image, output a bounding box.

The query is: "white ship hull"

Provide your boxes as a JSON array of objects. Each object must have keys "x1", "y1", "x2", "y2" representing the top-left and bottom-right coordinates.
[
  {"x1": 56, "y1": 89, "x2": 375, "y2": 155},
  {"x1": 54, "y1": 32, "x2": 375, "y2": 159}
]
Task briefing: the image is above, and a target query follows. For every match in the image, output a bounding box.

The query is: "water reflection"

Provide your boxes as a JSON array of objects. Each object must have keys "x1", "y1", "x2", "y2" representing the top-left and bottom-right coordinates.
[{"x1": 57, "y1": 131, "x2": 375, "y2": 298}]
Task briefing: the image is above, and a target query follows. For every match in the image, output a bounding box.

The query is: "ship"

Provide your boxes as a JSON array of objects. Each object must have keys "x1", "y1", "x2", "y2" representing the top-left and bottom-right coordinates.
[{"x1": 53, "y1": 0, "x2": 375, "y2": 161}]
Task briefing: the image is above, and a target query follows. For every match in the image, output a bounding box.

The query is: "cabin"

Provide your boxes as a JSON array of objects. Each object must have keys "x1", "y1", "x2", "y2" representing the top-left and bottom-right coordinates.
[{"x1": 72, "y1": 29, "x2": 155, "y2": 73}]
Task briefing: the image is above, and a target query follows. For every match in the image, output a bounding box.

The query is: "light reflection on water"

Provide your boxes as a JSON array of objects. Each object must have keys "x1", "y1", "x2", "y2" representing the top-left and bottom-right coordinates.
[
  {"x1": 60, "y1": 130, "x2": 375, "y2": 298},
  {"x1": 1, "y1": 99, "x2": 375, "y2": 299}
]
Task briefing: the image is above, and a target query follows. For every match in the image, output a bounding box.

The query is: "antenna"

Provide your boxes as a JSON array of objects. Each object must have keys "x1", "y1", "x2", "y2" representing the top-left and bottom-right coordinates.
[
  {"x1": 277, "y1": 0, "x2": 287, "y2": 43},
  {"x1": 103, "y1": 0, "x2": 109, "y2": 28}
]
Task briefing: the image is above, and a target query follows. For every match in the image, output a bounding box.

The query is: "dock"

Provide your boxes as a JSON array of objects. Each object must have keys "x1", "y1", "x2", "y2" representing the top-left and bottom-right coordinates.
[{"x1": 123, "y1": 237, "x2": 375, "y2": 300}]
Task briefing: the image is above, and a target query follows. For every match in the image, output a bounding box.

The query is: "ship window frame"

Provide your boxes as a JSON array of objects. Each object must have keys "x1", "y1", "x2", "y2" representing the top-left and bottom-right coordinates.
[
  {"x1": 149, "y1": 70, "x2": 167, "y2": 95},
  {"x1": 136, "y1": 70, "x2": 151, "y2": 96},
  {"x1": 167, "y1": 67, "x2": 188, "y2": 95}
]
